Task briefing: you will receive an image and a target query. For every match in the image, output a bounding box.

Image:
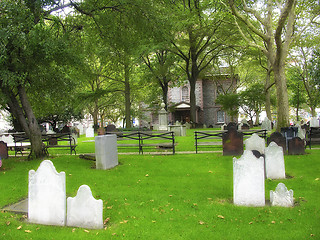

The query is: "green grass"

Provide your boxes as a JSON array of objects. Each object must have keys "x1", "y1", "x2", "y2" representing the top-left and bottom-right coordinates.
[{"x1": 1, "y1": 131, "x2": 320, "y2": 239}]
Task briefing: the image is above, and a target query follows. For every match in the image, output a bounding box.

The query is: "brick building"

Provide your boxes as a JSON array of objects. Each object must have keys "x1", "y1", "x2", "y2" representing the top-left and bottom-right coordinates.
[{"x1": 167, "y1": 74, "x2": 238, "y2": 127}]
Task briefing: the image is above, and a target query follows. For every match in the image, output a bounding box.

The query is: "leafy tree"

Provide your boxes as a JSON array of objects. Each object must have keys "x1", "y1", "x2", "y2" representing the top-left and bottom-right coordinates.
[
  {"x1": 239, "y1": 83, "x2": 266, "y2": 125},
  {"x1": 0, "y1": 0, "x2": 79, "y2": 158},
  {"x1": 216, "y1": 93, "x2": 239, "y2": 122},
  {"x1": 227, "y1": 0, "x2": 320, "y2": 130}
]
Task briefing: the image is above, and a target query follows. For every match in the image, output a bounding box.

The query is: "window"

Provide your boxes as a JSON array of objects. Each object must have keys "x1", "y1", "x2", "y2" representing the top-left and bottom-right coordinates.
[
  {"x1": 182, "y1": 86, "x2": 189, "y2": 102},
  {"x1": 217, "y1": 86, "x2": 223, "y2": 96},
  {"x1": 217, "y1": 110, "x2": 225, "y2": 123}
]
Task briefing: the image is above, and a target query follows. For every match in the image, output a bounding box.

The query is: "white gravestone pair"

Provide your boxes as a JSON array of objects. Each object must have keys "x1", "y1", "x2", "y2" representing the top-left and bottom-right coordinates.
[{"x1": 28, "y1": 160, "x2": 103, "y2": 229}]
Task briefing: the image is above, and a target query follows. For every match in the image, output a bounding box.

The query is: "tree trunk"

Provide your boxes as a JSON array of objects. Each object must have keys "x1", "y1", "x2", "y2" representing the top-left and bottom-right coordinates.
[
  {"x1": 273, "y1": 66, "x2": 290, "y2": 130},
  {"x1": 18, "y1": 85, "x2": 45, "y2": 159},
  {"x1": 124, "y1": 61, "x2": 131, "y2": 129},
  {"x1": 265, "y1": 63, "x2": 273, "y2": 120},
  {"x1": 189, "y1": 79, "x2": 197, "y2": 125}
]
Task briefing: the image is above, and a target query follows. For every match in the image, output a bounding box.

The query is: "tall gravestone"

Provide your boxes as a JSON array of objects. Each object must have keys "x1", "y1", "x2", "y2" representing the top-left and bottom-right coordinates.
[
  {"x1": 67, "y1": 185, "x2": 103, "y2": 229},
  {"x1": 222, "y1": 128, "x2": 243, "y2": 156},
  {"x1": 86, "y1": 126, "x2": 94, "y2": 138},
  {"x1": 270, "y1": 183, "x2": 294, "y2": 207},
  {"x1": 261, "y1": 117, "x2": 272, "y2": 131},
  {"x1": 233, "y1": 150, "x2": 265, "y2": 206},
  {"x1": 158, "y1": 103, "x2": 168, "y2": 131},
  {"x1": 28, "y1": 160, "x2": 66, "y2": 226},
  {"x1": 265, "y1": 142, "x2": 285, "y2": 179},
  {"x1": 245, "y1": 133, "x2": 265, "y2": 154},
  {"x1": 95, "y1": 134, "x2": 118, "y2": 170},
  {"x1": 310, "y1": 117, "x2": 319, "y2": 127}
]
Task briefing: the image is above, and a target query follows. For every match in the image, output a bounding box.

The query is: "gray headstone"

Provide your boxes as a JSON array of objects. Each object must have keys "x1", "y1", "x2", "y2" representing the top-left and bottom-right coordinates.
[
  {"x1": 86, "y1": 126, "x2": 94, "y2": 138},
  {"x1": 270, "y1": 183, "x2": 294, "y2": 207},
  {"x1": 267, "y1": 132, "x2": 287, "y2": 154},
  {"x1": 245, "y1": 133, "x2": 266, "y2": 154},
  {"x1": 261, "y1": 117, "x2": 272, "y2": 131},
  {"x1": 95, "y1": 135, "x2": 118, "y2": 170},
  {"x1": 265, "y1": 142, "x2": 285, "y2": 179},
  {"x1": 233, "y1": 150, "x2": 265, "y2": 206},
  {"x1": 67, "y1": 185, "x2": 103, "y2": 229},
  {"x1": 28, "y1": 160, "x2": 66, "y2": 226},
  {"x1": 222, "y1": 128, "x2": 243, "y2": 156},
  {"x1": 288, "y1": 137, "x2": 305, "y2": 155}
]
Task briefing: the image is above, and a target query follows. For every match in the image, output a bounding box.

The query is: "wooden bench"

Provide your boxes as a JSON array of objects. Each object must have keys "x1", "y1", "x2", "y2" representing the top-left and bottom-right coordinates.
[
  {"x1": 194, "y1": 130, "x2": 226, "y2": 153},
  {"x1": 43, "y1": 133, "x2": 77, "y2": 155},
  {"x1": 107, "y1": 131, "x2": 175, "y2": 154},
  {"x1": 305, "y1": 127, "x2": 320, "y2": 149}
]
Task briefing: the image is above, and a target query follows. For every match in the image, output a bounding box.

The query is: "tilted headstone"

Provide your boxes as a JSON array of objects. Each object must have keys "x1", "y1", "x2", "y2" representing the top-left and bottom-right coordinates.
[
  {"x1": 265, "y1": 142, "x2": 285, "y2": 179},
  {"x1": 221, "y1": 124, "x2": 227, "y2": 130},
  {"x1": 28, "y1": 160, "x2": 66, "y2": 226},
  {"x1": 226, "y1": 122, "x2": 237, "y2": 131},
  {"x1": 233, "y1": 150, "x2": 265, "y2": 206},
  {"x1": 95, "y1": 134, "x2": 118, "y2": 170},
  {"x1": 267, "y1": 131, "x2": 287, "y2": 154},
  {"x1": 270, "y1": 183, "x2": 294, "y2": 207},
  {"x1": 261, "y1": 117, "x2": 272, "y2": 131},
  {"x1": 0, "y1": 141, "x2": 8, "y2": 159},
  {"x1": 245, "y1": 133, "x2": 266, "y2": 154},
  {"x1": 310, "y1": 117, "x2": 319, "y2": 127},
  {"x1": 106, "y1": 124, "x2": 116, "y2": 133},
  {"x1": 223, "y1": 128, "x2": 243, "y2": 156},
  {"x1": 86, "y1": 126, "x2": 94, "y2": 138},
  {"x1": 288, "y1": 137, "x2": 305, "y2": 155},
  {"x1": 67, "y1": 185, "x2": 103, "y2": 229}
]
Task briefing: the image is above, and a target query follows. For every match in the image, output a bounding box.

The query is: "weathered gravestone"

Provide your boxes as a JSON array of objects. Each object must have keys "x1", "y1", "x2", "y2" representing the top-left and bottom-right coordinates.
[
  {"x1": 0, "y1": 141, "x2": 8, "y2": 159},
  {"x1": 67, "y1": 185, "x2": 103, "y2": 229},
  {"x1": 95, "y1": 135, "x2": 118, "y2": 170},
  {"x1": 233, "y1": 150, "x2": 265, "y2": 206},
  {"x1": 261, "y1": 117, "x2": 272, "y2": 131},
  {"x1": 222, "y1": 128, "x2": 243, "y2": 156},
  {"x1": 245, "y1": 133, "x2": 265, "y2": 155},
  {"x1": 86, "y1": 126, "x2": 94, "y2": 138},
  {"x1": 288, "y1": 137, "x2": 305, "y2": 155},
  {"x1": 310, "y1": 117, "x2": 319, "y2": 127},
  {"x1": 265, "y1": 142, "x2": 285, "y2": 179},
  {"x1": 28, "y1": 160, "x2": 66, "y2": 226},
  {"x1": 270, "y1": 183, "x2": 294, "y2": 207},
  {"x1": 267, "y1": 131, "x2": 287, "y2": 154},
  {"x1": 226, "y1": 122, "x2": 237, "y2": 131}
]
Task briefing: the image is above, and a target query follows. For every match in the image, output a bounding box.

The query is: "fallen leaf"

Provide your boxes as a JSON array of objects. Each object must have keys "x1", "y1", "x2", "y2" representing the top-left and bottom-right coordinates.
[
  {"x1": 271, "y1": 221, "x2": 275, "y2": 224},
  {"x1": 145, "y1": 174, "x2": 149, "y2": 177},
  {"x1": 315, "y1": 178, "x2": 319, "y2": 181},
  {"x1": 208, "y1": 171, "x2": 213, "y2": 173},
  {"x1": 152, "y1": 220, "x2": 156, "y2": 223},
  {"x1": 104, "y1": 218, "x2": 110, "y2": 224},
  {"x1": 249, "y1": 222, "x2": 253, "y2": 225},
  {"x1": 72, "y1": 228, "x2": 76, "y2": 233},
  {"x1": 106, "y1": 206, "x2": 113, "y2": 209},
  {"x1": 199, "y1": 221, "x2": 205, "y2": 225},
  {"x1": 17, "y1": 226, "x2": 22, "y2": 230},
  {"x1": 24, "y1": 230, "x2": 31, "y2": 233},
  {"x1": 217, "y1": 215, "x2": 225, "y2": 219},
  {"x1": 84, "y1": 229, "x2": 90, "y2": 233},
  {"x1": 169, "y1": 195, "x2": 173, "y2": 197},
  {"x1": 6, "y1": 221, "x2": 10, "y2": 226}
]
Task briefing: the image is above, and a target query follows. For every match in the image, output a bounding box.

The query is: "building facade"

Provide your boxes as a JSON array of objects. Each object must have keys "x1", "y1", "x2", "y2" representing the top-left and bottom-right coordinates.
[{"x1": 167, "y1": 74, "x2": 238, "y2": 127}]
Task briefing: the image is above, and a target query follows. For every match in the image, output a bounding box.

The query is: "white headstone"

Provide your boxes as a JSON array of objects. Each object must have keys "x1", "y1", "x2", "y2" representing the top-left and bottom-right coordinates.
[
  {"x1": 310, "y1": 117, "x2": 319, "y2": 127},
  {"x1": 28, "y1": 160, "x2": 66, "y2": 226},
  {"x1": 245, "y1": 133, "x2": 266, "y2": 154},
  {"x1": 265, "y1": 142, "x2": 286, "y2": 179},
  {"x1": 261, "y1": 117, "x2": 272, "y2": 131},
  {"x1": 95, "y1": 134, "x2": 118, "y2": 170},
  {"x1": 233, "y1": 150, "x2": 265, "y2": 206},
  {"x1": 2, "y1": 135, "x2": 14, "y2": 144},
  {"x1": 86, "y1": 126, "x2": 94, "y2": 138},
  {"x1": 270, "y1": 183, "x2": 294, "y2": 207},
  {"x1": 296, "y1": 125, "x2": 306, "y2": 140},
  {"x1": 67, "y1": 185, "x2": 103, "y2": 229},
  {"x1": 77, "y1": 124, "x2": 84, "y2": 135},
  {"x1": 238, "y1": 123, "x2": 243, "y2": 130}
]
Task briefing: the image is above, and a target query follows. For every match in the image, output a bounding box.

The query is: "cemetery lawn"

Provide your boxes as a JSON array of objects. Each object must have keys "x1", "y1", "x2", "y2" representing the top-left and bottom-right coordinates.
[{"x1": 0, "y1": 134, "x2": 319, "y2": 239}]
